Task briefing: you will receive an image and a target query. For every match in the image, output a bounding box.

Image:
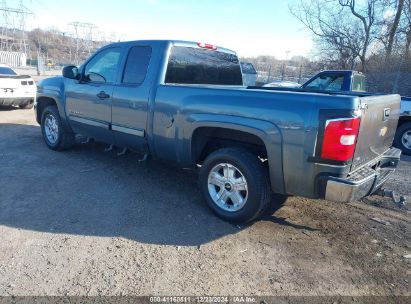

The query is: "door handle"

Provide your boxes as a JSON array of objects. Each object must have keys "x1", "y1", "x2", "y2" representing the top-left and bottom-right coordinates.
[{"x1": 96, "y1": 91, "x2": 110, "y2": 100}]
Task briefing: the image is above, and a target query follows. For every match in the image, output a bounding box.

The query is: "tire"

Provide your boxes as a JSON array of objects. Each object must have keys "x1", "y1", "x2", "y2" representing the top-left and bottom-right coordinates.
[
  {"x1": 19, "y1": 102, "x2": 34, "y2": 109},
  {"x1": 199, "y1": 147, "x2": 272, "y2": 224},
  {"x1": 394, "y1": 122, "x2": 411, "y2": 156},
  {"x1": 41, "y1": 105, "x2": 75, "y2": 151}
]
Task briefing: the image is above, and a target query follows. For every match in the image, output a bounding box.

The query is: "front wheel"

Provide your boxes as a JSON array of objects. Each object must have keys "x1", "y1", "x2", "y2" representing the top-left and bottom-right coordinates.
[
  {"x1": 41, "y1": 105, "x2": 75, "y2": 151},
  {"x1": 199, "y1": 147, "x2": 272, "y2": 224},
  {"x1": 394, "y1": 122, "x2": 411, "y2": 156}
]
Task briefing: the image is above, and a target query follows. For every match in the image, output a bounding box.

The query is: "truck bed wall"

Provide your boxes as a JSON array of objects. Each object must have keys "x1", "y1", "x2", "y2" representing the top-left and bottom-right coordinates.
[{"x1": 151, "y1": 85, "x2": 360, "y2": 197}]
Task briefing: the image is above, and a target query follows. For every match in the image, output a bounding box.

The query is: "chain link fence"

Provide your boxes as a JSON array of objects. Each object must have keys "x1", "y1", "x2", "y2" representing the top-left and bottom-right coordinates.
[{"x1": 243, "y1": 56, "x2": 411, "y2": 96}]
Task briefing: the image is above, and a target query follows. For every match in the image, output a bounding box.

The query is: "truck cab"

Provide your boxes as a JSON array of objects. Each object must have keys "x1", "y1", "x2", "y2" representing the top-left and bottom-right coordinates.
[{"x1": 302, "y1": 70, "x2": 366, "y2": 92}]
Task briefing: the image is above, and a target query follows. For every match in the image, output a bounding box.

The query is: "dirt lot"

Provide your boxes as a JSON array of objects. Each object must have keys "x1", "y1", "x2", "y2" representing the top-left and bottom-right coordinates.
[{"x1": 0, "y1": 107, "x2": 410, "y2": 297}]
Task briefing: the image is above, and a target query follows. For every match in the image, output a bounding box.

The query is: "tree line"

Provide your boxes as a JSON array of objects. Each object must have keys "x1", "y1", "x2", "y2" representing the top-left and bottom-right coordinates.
[{"x1": 290, "y1": 0, "x2": 411, "y2": 72}]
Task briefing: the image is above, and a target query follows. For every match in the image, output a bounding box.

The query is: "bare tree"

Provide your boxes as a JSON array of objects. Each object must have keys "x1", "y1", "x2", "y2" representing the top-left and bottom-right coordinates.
[
  {"x1": 376, "y1": 0, "x2": 405, "y2": 60},
  {"x1": 386, "y1": 0, "x2": 404, "y2": 58},
  {"x1": 404, "y1": 0, "x2": 411, "y2": 62},
  {"x1": 291, "y1": 0, "x2": 382, "y2": 71},
  {"x1": 338, "y1": 0, "x2": 379, "y2": 68}
]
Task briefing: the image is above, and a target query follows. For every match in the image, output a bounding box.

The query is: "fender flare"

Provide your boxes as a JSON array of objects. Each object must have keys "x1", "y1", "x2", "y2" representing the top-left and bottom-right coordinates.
[
  {"x1": 36, "y1": 89, "x2": 72, "y2": 131},
  {"x1": 183, "y1": 113, "x2": 285, "y2": 194}
]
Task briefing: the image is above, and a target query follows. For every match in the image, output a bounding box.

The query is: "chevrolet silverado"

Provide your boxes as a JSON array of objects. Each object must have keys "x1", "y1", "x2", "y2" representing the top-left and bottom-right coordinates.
[{"x1": 35, "y1": 40, "x2": 402, "y2": 223}]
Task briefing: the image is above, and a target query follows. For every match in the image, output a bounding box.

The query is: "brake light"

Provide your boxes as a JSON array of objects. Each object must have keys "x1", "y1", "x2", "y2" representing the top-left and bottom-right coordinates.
[
  {"x1": 197, "y1": 42, "x2": 217, "y2": 50},
  {"x1": 321, "y1": 117, "x2": 361, "y2": 161}
]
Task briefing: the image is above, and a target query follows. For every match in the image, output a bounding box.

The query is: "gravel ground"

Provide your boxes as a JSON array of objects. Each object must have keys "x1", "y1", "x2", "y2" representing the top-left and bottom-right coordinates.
[{"x1": 0, "y1": 107, "x2": 410, "y2": 297}]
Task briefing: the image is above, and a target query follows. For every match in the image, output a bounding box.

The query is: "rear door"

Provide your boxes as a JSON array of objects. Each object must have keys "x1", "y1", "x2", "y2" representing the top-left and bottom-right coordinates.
[
  {"x1": 351, "y1": 94, "x2": 401, "y2": 171},
  {"x1": 111, "y1": 45, "x2": 152, "y2": 152},
  {"x1": 65, "y1": 47, "x2": 122, "y2": 142}
]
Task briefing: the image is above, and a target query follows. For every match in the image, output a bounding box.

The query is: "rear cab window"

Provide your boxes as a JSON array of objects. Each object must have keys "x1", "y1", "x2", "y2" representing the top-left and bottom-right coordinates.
[{"x1": 165, "y1": 46, "x2": 243, "y2": 86}]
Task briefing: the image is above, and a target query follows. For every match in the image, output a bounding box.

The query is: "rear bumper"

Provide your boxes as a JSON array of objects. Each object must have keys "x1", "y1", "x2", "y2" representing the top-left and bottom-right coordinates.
[{"x1": 319, "y1": 147, "x2": 401, "y2": 203}]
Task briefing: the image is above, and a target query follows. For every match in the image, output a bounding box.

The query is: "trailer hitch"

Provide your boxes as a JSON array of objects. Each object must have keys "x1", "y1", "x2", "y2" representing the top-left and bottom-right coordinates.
[{"x1": 376, "y1": 188, "x2": 407, "y2": 208}]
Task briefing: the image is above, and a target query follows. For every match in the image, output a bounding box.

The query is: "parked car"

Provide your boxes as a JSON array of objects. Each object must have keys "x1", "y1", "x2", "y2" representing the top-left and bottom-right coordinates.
[
  {"x1": 240, "y1": 62, "x2": 257, "y2": 86},
  {"x1": 0, "y1": 64, "x2": 36, "y2": 109},
  {"x1": 299, "y1": 70, "x2": 410, "y2": 155},
  {"x1": 35, "y1": 40, "x2": 401, "y2": 223},
  {"x1": 263, "y1": 80, "x2": 301, "y2": 88}
]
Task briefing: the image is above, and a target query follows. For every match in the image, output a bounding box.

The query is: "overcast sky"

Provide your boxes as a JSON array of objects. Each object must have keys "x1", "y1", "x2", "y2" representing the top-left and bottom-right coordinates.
[{"x1": 23, "y1": 0, "x2": 313, "y2": 59}]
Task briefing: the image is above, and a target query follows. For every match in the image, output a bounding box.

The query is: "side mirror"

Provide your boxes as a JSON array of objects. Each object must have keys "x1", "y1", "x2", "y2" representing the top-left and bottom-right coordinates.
[{"x1": 62, "y1": 65, "x2": 79, "y2": 79}]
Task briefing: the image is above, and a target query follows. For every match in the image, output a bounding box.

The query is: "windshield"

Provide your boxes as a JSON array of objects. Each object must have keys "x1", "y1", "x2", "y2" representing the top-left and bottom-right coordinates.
[{"x1": 0, "y1": 67, "x2": 17, "y2": 75}]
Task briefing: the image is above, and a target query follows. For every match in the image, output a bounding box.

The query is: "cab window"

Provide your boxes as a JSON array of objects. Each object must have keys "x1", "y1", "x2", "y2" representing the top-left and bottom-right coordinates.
[
  {"x1": 352, "y1": 74, "x2": 366, "y2": 92},
  {"x1": 122, "y1": 46, "x2": 152, "y2": 85},
  {"x1": 304, "y1": 73, "x2": 345, "y2": 91},
  {"x1": 84, "y1": 47, "x2": 121, "y2": 83},
  {"x1": 165, "y1": 46, "x2": 243, "y2": 85}
]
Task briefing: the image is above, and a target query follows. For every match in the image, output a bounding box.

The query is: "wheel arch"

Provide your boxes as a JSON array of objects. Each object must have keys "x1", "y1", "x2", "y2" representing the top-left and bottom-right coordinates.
[
  {"x1": 36, "y1": 91, "x2": 71, "y2": 131},
  {"x1": 398, "y1": 115, "x2": 411, "y2": 126},
  {"x1": 185, "y1": 114, "x2": 285, "y2": 194}
]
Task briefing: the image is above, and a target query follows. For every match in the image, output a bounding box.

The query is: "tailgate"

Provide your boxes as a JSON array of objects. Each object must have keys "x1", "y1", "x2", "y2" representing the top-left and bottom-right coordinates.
[{"x1": 351, "y1": 94, "x2": 401, "y2": 171}]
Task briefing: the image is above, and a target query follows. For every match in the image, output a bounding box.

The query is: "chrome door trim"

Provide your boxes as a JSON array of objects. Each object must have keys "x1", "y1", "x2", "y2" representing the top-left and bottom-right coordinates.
[{"x1": 112, "y1": 124, "x2": 145, "y2": 137}]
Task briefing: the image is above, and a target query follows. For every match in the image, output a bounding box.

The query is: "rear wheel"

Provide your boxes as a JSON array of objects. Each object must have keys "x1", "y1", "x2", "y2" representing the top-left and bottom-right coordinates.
[
  {"x1": 41, "y1": 105, "x2": 75, "y2": 151},
  {"x1": 394, "y1": 122, "x2": 411, "y2": 156},
  {"x1": 199, "y1": 147, "x2": 272, "y2": 224}
]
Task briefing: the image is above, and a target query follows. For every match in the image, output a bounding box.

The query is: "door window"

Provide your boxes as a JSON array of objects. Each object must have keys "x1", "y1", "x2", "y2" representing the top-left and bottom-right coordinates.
[
  {"x1": 84, "y1": 47, "x2": 121, "y2": 83},
  {"x1": 122, "y1": 46, "x2": 152, "y2": 85}
]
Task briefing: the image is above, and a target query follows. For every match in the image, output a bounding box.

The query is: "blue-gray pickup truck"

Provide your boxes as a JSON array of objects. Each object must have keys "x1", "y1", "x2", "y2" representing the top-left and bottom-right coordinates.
[{"x1": 35, "y1": 40, "x2": 402, "y2": 223}]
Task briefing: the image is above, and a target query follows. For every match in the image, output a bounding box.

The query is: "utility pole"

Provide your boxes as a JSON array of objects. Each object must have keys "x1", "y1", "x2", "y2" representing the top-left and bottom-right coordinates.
[
  {"x1": 0, "y1": 0, "x2": 33, "y2": 55},
  {"x1": 267, "y1": 65, "x2": 272, "y2": 83},
  {"x1": 67, "y1": 22, "x2": 98, "y2": 65},
  {"x1": 282, "y1": 50, "x2": 291, "y2": 81}
]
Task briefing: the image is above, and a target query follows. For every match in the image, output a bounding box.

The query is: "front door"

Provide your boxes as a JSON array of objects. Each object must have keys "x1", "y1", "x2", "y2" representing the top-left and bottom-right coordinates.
[{"x1": 65, "y1": 47, "x2": 122, "y2": 143}]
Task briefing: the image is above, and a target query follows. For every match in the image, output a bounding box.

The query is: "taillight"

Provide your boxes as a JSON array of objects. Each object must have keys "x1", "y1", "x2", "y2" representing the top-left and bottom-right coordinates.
[
  {"x1": 321, "y1": 117, "x2": 361, "y2": 161},
  {"x1": 197, "y1": 42, "x2": 217, "y2": 50}
]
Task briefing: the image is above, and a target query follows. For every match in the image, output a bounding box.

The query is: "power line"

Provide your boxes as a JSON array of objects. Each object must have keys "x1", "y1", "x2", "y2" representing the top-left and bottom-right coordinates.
[
  {"x1": 0, "y1": 0, "x2": 34, "y2": 55},
  {"x1": 33, "y1": 0, "x2": 70, "y2": 25},
  {"x1": 67, "y1": 21, "x2": 98, "y2": 65}
]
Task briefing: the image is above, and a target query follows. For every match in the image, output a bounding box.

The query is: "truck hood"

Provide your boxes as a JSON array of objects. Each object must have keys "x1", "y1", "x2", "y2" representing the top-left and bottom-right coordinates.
[{"x1": 37, "y1": 76, "x2": 65, "y2": 92}]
